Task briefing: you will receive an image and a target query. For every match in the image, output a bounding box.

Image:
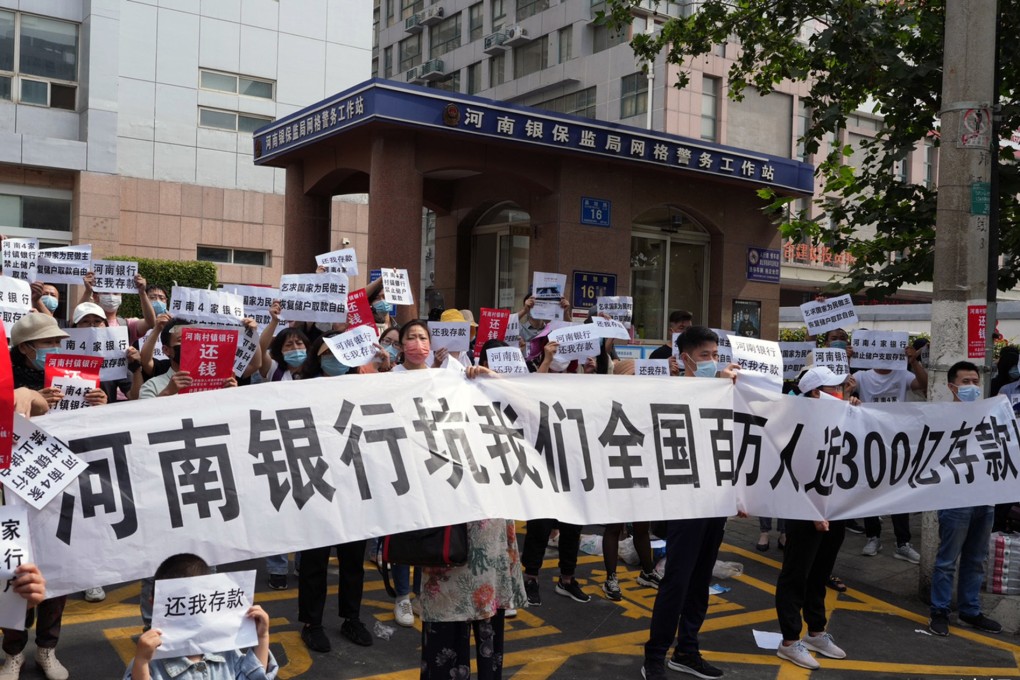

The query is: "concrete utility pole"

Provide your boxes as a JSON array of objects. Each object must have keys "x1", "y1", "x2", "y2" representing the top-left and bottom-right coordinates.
[{"x1": 920, "y1": 0, "x2": 998, "y2": 600}]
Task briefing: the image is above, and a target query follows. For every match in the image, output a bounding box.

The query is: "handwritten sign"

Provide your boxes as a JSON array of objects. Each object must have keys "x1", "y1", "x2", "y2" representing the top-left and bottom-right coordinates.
[
  {"x1": 486, "y1": 346, "x2": 529, "y2": 375},
  {"x1": 91, "y1": 260, "x2": 139, "y2": 294},
  {"x1": 634, "y1": 359, "x2": 670, "y2": 376},
  {"x1": 36, "y1": 244, "x2": 91, "y2": 285},
  {"x1": 800, "y1": 294, "x2": 858, "y2": 336},
  {"x1": 151, "y1": 570, "x2": 257, "y2": 659},
  {"x1": 850, "y1": 330, "x2": 909, "y2": 370},
  {"x1": 323, "y1": 325, "x2": 378, "y2": 368},
  {"x1": 381, "y1": 268, "x2": 413, "y2": 306},
  {"x1": 0, "y1": 505, "x2": 30, "y2": 629},
  {"x1": 178, "y1": 328, "x2": 239, "y2": 393},
  {"x1": 170, "y1": 287, "x2": 245, "y2": 326},
  {"x1": 597, "y1": 296, "x2": 633, "y2": 327},
  {"x1": 278, "y1": 273, "x2": 348, "y2": 324},
  {"x1": 1, "y1": 238, "x2": 38, "y2": 282},
  {"x1": 0, "y1": 415, "x2": 87, "y2": 509},
  {"x1": 316, "y1": 248, "x2": 359, "y2": 276},
  {"x1": 60, "y1": 327, "x2": 130, "y2": 382}
]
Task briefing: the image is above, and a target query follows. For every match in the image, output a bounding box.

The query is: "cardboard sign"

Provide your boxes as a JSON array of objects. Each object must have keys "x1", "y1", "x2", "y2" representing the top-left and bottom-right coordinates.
[
  {"x1": 278, "y1": 273, "x2": 348, "y2": 323},
  {"x1": 36, "y1": 245, "x2": 91, "y2": 285},
  {"x1": 316, "y1": 248, "x2": 359, "y2": 276},
  {"x1": 151, "y1": 570, "x2": 257, "y2": 659},
  {"x1": 345, "y1": 288, "x2": 375, "y2": 332},
  {"x1": 178, "y1": 328, "x2": 239, "y2": 393},
  {"x1": 91, "y1": 260, "x2": 139, "y2": 295},
  {"x1": 728, "y1": 336, "x2": 783, "y2": 393},
  {"x1": 809, "y1": 348, "x2": 850, "y2": 378},
  {"x1": 800, "y1": 294, "x2": 858, "y2": 336},
  {"x1": 323, "y1": 326, "x2": 379, "y2": 368},
  {"x1": 169, "y1": 287, "x2": 245, "y2": 326},
  {"x1": 0, "y1": 505, "x2": 30, "y2": 629},
  {"x1": 486, "y1": 346, "x2": 529, "y2": 374},
  {"x1": 596, "y1": 296, "x2": 633, "y2": 328},
  {"x1": 60, "y1": 327, "x2": 130, "y2": 382},
  {"x1": 779, "y1": 341, "x2": 817, "y2": 380},
  {"x1": 44, "y1": 354, "x2": 102, "y2": 388},
  {"x1": 429, "y1": 322, "x2": 471, "y2": 353},
  {"x1": 381, "y1": 268, "x2": 413, "y2": 306},
  {"x1": 1, "y1": 238, "x2": 38, "y2": 282},
  {"x1": 0, "y1": 322, "x2": 12, "y2": 469},
  {"x1": 634, "y1": 359, "x2": 670, "y2": 376},
  {"x1": 850, "y1": 330, "x2": 910, "y2": 370},
  {"x1": 0, "y1": 277, "x2": 32, "y2": 336},
  {"x1": 474, "y1": 308, "x2": 510, "y2": 356},
  {"x1": 532, "y1": 272, "x2": 566, "y2": 321},
  {"x1": 0, "y1": 414, "x2": 87, "y2": 509}
]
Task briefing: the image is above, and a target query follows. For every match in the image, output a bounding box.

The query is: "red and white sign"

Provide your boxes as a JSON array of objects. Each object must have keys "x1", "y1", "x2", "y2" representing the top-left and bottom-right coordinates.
[
  {"x1": 968, "y1": 304, "x2": 987, "y2": 359},
  {"x1": 178, "y1": 328, "x2": 239, "y2": 393},
  {"x1": 44, "y1": 354, "x2": 102, "y2": 388},
  {"x1": 0, "y1": 323, "x2": 13, "y2": 469},
  {"x1": 346, "y1": 288, "x2": 375, "y2": 333},
  {"x1": 474, "y1": 308, "x2": 510, "y2": 356}
]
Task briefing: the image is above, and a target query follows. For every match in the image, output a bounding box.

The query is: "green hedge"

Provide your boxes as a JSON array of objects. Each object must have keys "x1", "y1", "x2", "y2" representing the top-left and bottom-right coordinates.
[{"x1": 104, "y1": 256, "x2": 218, "y2": 318}]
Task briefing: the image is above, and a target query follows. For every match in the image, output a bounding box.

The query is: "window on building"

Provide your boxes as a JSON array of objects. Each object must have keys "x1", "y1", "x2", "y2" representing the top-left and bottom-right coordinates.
[
  {"x1": 513, "y1": 37, "x2": 547, "y2": 78},
  {"x1": 516, "y1": 0, "x2": 549, "y2": 20},
  {"x1": 200, "y1": 70, "x2": 275, "y2": 99},
  {"x1": 620, "y1": 73, "x2": 647, "y2": 118},
  {"x1": 492, "y1": 0, "x2": 506, "y2": 32},
  {"x1": 399, "y1": 34, "x2": 422, "y2": 72},
  {"x1": 428, "y1": 70, "x2": 461, "y2": 92},
  {"x1": 489, "y1": 52, "x2": 505, "y2": 87},
  {"x1": 558, "y1": 26, "x2": 572, "y2": 63},
  {"x1": 700, "y1": 75, "x2": 719, "y2": 142},
  {"x1": 795, "y1": 98, "x2": 810, "y2": 160},
  {"x1": 386, "y1": 0, "x2": 395, "y2": 25},
  {"x1": 198, "y1": 107, "x2": 273, "y2": 133},
  {"x1": 197, "y1": 246, "x2": 269, "y2": 267},
  {"x1": 384, "y1": 46, "x2": 393, "y2": 77},
  {"x1": 592, "y1": 22, "x2": 627, "y2": 53},
  {"x1": 469, "y1": 3, "x2": 484, "y2": 41},
  {"x1": 923, "y1": 141, "x2": 936, "y2": 188},
  {"x1": 894, "y1": 151, "x2": 909, "y2": 182},
  {"x1": 0, "y1": 189, "x2": 72, "y2": 240},
  {"x1": 430, "y1": 13, "x2": 461, "y2": 58},
  {"x1": 535, "y1": 86, "x2": 596, "y2": 119},
  {"x1": 0, "y1": 11, "x2": 78, "y2": 110},
  {"x1": 401, "y1": 0, "x2": 424, "y2": 19},
  {"x1": 466, "y1": 62, "x2": 482, "y2": 94}
]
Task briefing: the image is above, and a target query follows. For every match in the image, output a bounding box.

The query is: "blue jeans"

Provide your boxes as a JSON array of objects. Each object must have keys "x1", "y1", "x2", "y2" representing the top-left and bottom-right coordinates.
[
  {"x1": 266, "y1": 553, "x2": 289, "y2": 576},
  {"x1": 930, "y1": 506, "x2": 994, "y2": 617},
  {"x1": 393, "y1": 564, "x2": 422, "y2": 599}
]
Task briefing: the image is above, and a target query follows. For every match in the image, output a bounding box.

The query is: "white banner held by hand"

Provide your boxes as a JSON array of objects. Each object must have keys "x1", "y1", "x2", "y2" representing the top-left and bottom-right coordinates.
[
  {"x1": 61, "y1": 327, "x2": 131, "y2": 382},
  {"x1": 170, "y1": 287, "x2": 245, "y2": 326},
  {"x1": 381, "y1": 268, "x2": 413, "y2": 306},
  {"x1": 549, "y1": 324, "x2": 600, "y2": 360},
  {"x1": 728, "y1": 336, "x2": 783, "y2": 393},
  {"x1": 531, "y1": 272, "x2": 566, "y2": 321},
  {"x1": 0, "y1": 505, "x2": 30, "y2": 630},
  {"x1": 800, "y1": 294, "x2": 858, "y2": 336},
  {"x1": 634, "y1": 359, "x2": 670, "y2": 376},
  {"x1": 591, "y1": 317, "x2": 630, "y2": 340},
  {"x1": 324, "y1": 326, "x2": 379, "y2": 368},
  {"x1": 0, "y1": 415, "x2": 86, "y2": 509},
  {"x1": 151, "y1": 570, "x2": 258, "y2": 659},
  {"x1": 91, "y1": 260, "x2": 139, "y2": 295},
  {"x1": 486, "y1": 346, "x2": 528, "y2": 375},
  {"x1": 278, "y1": 273, "x2": 348, "y2": 323},
  {"x1": 1, "y1": 238, "x2": 38, "y2": 282},
  {"x1": 780, "y1": 342, "x2": 817, "y2": 380},
  {"x1": 428, "y1": 322, "x2": 471, "y2": 353},
  {"x1": 596, "y1": 296, "x2": 633, "y2": 328},
  {"x1": 36, "y1": 245, "x2": 91, "y2": 285},
  {"x1": 850, "y1": 330, "x2": 909, "y2": 370},
  {"x1": 315, "y1": 248, "x2": 359, "y2": 276},
  {"x1": 0, "y1": 277, "x2": 31, "y2": 336},
  {"x1": 809, "y1": 348, "x2": 850, "y2": 378}
]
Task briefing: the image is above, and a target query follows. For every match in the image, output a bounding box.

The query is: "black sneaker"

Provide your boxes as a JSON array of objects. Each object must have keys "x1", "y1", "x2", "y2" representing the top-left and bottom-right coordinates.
[
  {"x1": 268, "y1": 574, "x2": 288, "y2": 590},
  {"x1": 525, "y1": 578, "x2": 541, "y2": 606},
  {"x1": 637, "y1": 570, "x2": 662, "y2": 589},
  {"x1": 301, "y1": 624, "x2": 331, "y2": 653},
  {"x1": 341, "y1": 618, "x2": 374, "y2": 646},
  {"x1": 555, "y1": 578, "x2": 591, "y2": 603},
  {"x1": 845, "y1": 520, "x2": 865, "y2": 535},
  {"x1": 928, "y1": 611, "x2": 950, "y2": 637},
  {"x1": 959, "y1": 612, "x2": 1002, "y2": 634},
  {"x1": 642, "y1": 661, "x2": 668, "y2": 680},
  {"x1": 667, "y1": 651, "x2": 723, "y2": 679}
]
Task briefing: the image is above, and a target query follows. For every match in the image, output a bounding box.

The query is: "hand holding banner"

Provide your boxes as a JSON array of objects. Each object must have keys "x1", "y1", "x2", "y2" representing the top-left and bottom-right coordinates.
[
  {"x1": 548, "y1": 324, "x2": 600, "y2": 360},
  {"x1": 151, "y1": 570, "x2": 258, "y2": 659},
  {"x1": 45, "y1": 354, "x2": 102, "y2": 412},
  {"x1": 60, "y1": 328, "x2": 130, "y2": 382},
  {"x1": 810, "y1": 348, "x2": 850, "y2": 378},
  {"x1": 531, "y1": 272, "x2": 566, "y2": 321},
  {"x1": 728, "y1": 336, "x2": 783, "y2": 392},
  {"x1": 170, "y1": 287, "x2": 245, "y2": 326},
  {"x1": 486, "y1": 346, "x2": 528, "y2": 374}
]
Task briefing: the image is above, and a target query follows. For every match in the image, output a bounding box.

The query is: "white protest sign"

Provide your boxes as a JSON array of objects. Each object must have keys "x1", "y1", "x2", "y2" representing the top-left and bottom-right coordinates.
[
  {"x1": 0, "y1": 415, "x2": 87, "y2": 509},
  {"x1": 50, "y1": 375, "x2": 95, "y2": 412},
  {"x1": 597, "y1": 296, "x2": 633, "y2": 327},
  {"x1": 36, "y1": 245, "x2": 91, "y2": 285},
  {"x1": 591, "y1": 317, "x2": 630, "y2": 340},
  {"x1": 381, "y1": 268, "x2": 413, "y2": 306},
  {"x1": 278, "y1": 273, "x2": 348, "y2": 323},
  {"x1": 151, "y1": 570, "x2": 257, "y2": 659},
  {"x1": 0, "y1": 276, "x2": 32, "y2": 335},
  {"x1": 429, "y1": 322, "x2": 471, "y2": 353},
  {"x1": 0, "y1": 505, "x2": 30, "y2": 630},
  {"x1": 532, "y1": 272, "x2": 566, "y2": 321},
  {"x1": 850, "y1": 330, "x2": 909, "y2": 370},
  {"x1": 60, "y1": 327, "x2": 130, "y2": 382},
  {"x1": 504, "y1": 314, "x2": 520, "y2": 345},
  {"x1": 486, "y1": 346, "x2": 529, "y2": 374},
  {"x1": 324, "y1": 326, "x2": 378, "y2": 368},
  {"x1": 780, "y1": 342, "x2": 817, "y2": 380},
  {"x1": 316, "y1": 248, "x2": 359, "y2": 276},
  {"x1": 91, "y1": 260, "x2": 139, "y2": 295},
  {"x1": 728, "y1": 336, "x2": 783, "y2": 393},
  {"x1": 228, "y1": 284, "x2": 278, "y2": 333},
  {"x1": 710, "y1": 328, "x2": 733, "y2": 365},
  {"x1": 549, "y1": 324, "x2": 600, "y2": 360},
  {"x1": 634, "y1": 359, "x2": 670, "y2": 376},
  {"x1": 170, "y1": 287, "x2": 245, "y2": 326},
  {"x1": 809, "y1": 348, "x2": 850, "y2": 378},
  {"x1": 800, "y1": 294, "x2": 858, "y2": 336},
  {"x1": 2, "y1": 238, "x2": 38, "y2": 282},
  {"x1": 141, "y1": 329, "x2": 168, "y2": 363}
]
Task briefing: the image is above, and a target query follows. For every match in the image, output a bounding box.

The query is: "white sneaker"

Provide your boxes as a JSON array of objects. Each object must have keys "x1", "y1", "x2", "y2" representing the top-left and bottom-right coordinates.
[
  {"x1": 505, "y1": 607, "x2": 517, "y2": 618},
  {"x1": 0, "y1": 653, "x2": 24, "y2": 680},
  {"x1": 34, "y1": 648, "x2": 68, "y2": 680},
  {"x1": 777, "y1": 641, "x2": 820, "y2": 670},
  {"x1": 861, "y1": 537, "x2": 881, "y2": 556},
  {"x1": 84, "y1": 586, "x2": 106, "y2": 602},
  {"x1": 894, "y1": 543, "x2": 920, "y2": 564},
  {"x1": 394, "y1": 597, "x2": 414, "y2": 627},
  {"x1": 802, "y1": 632, "x2": 847, "y2": 659}
]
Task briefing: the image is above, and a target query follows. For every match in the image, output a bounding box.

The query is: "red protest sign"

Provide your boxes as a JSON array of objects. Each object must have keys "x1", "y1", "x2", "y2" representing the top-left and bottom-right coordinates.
[
  {"x1": 968, "y1": 305, "x2": 986, "y2": 359},
  {"x1": 346, "y1": 288, "x2": 376, "y2": 334},
  {"x1": 44, "y1": 353, "x2": 102, "y2": 388},
  {"x1": 178, "y1": 327, "x2": 239, "y2": 393},
  {"x1": 475, "y1": 308, "x2": 510, "y2": 356},
  {"x1": 0, "y1": 322, "x2": 12, "y2": 469}
]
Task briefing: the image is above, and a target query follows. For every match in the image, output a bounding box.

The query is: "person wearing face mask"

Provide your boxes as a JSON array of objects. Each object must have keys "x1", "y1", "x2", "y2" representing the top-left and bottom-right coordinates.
[
  {"x1": 643, "y1": 326, "x2": 738, "y2": 680},
  {"x1": 79, "y1": 271, "x2": 158, "y2": 346},
  {"x1": 376, "y1": 326, "x2": 400, "y2": 369},
  {"x1": 927, "y1": 361, "x2": 1001, "y2": 637},
  {"x1": 992, "y1": 345, "x2": 1020, "y2": 401},
  {"x1": 33, "y1": 283, "x2": 61, "y2": 317}
]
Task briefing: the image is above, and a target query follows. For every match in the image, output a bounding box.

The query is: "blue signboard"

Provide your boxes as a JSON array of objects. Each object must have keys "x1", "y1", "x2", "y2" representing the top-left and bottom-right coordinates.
[
  {"x1": 253, "y1": 79, "x2": 815, "y2": 195},
  {"x1": 746, "y1": 247, "x2": 781, "y2": 284},
  {"x1": 581, "y1": 197, "x2": 611, "y2": 227},
  {"x1": 572, "y1": 270, "x2": 617, "y2": 310},
  {"x1": 369, "y1": 268, "x2": 382, "y2": 282}
]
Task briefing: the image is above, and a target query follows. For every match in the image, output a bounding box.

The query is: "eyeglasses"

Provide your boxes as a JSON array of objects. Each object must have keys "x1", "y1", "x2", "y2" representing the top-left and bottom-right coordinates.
[
  {"x1": 379, "y1": 338, "x2": 397, "y2": 347},
  {"x1": 149, "y1": 293, "x2": 168, "y2": 302}
]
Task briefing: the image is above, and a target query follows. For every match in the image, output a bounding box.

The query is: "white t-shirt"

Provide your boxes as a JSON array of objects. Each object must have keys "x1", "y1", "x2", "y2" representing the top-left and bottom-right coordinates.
[{"x1": 855, "y1": 369, "x2": 915, "y2": 403}]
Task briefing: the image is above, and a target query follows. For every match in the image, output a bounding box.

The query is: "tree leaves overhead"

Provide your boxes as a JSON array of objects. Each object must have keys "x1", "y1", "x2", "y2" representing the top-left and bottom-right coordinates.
[{"x1": 603, "y1": 0, "x2": 1019, "y2": 299}]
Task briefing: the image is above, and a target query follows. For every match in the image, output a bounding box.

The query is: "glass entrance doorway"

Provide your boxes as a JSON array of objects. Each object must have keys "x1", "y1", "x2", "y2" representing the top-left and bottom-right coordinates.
[{"x1": 469, "y1": 203, "x2": 531, "y2": 311}]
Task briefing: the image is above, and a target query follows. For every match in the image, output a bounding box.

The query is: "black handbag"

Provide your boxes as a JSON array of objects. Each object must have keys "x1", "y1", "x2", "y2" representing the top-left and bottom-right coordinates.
[{"x1": 376, "y1": 524, "x2": 469, "y2": 598}]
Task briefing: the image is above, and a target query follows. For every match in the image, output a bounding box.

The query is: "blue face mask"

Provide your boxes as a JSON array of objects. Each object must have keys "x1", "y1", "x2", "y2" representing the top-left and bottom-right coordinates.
[
  {"x1": 32, "y1": 346, "x2": 59, "y2": 371},
  {"x1": 1010, "y1": 365, "x2": 1019, "y2": 381},
  {"x1": 385, "y1": 344, "x2": 399, "y2": 361},
  {"x1": 372, "y1": 300, "x2": 390, "y2": 315},
  {"x1": 320, "y1": 355, "x2": 350, "y2": 376},
  {"x1": 151, "y1": 300, "x2": 167, "y2": 316},
  {"x1": 829, "y1": 340, "x2": 848, "y2": 351},
  {"x1": 956, "y1": 385, "x2": 981, "y2": 402},
  {"x1": 283, "y1": 349, "x2": 307, "y2": 367},
  {"x1": 40, "y1": 295, "x2": 58, "y2": 312},
  {"x1": 694, "y1": 359, "x2": 718, "y2": 378}
]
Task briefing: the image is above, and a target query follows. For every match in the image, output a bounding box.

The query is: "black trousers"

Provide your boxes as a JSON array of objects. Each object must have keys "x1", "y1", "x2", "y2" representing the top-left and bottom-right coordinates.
[
  {"x1": 775, "y1": 519, "x2": 846, "y2": 640},
  {"x1": 864, "y1": 514, "x2": 910, "y2": 545},
  {"x1": 421, "y1": 611, "x2": 506, "y2": 680},
  {"x1": 3, "y1": 596, "x2": 66, "y2": 653},
  {"x1": 644, "y1": 517, "x2": 726, "y2": 661},
  {"x1": 298, "y1": 539, "x2": 367, "y2": 625},
  {"x1": 521, "y1": 519, "x2": 581, "y2": 577}
]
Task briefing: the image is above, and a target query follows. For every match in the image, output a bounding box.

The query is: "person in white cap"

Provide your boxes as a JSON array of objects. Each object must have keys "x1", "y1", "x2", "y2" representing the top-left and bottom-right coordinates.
[{"x1": 797, "y1": 365, "x2": 860, "y2": 404}]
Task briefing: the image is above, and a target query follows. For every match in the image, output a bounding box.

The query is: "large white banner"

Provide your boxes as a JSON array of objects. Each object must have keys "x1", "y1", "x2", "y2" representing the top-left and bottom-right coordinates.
[{"x1": 21, "y1": 374, "x2": 1020, "y2": 597}]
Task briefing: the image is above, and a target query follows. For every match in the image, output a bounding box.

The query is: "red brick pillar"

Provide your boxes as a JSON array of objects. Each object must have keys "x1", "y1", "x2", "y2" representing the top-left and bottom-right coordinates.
[
  {"x1": 368, "y1": 131, "x2": 423, "y2": 324},
  {"x1": 283, "y1": 163, "x2": 331, "y2": 274}
]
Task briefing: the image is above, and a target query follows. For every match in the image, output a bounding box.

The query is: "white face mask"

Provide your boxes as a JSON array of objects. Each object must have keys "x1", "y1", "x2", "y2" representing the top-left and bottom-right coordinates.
[
  {"x1": 550, "y1": 356, "x2": 570, "y2": 372},
  {"x1": 98, "y1": 294, "x2": 122, "y2": 312}
]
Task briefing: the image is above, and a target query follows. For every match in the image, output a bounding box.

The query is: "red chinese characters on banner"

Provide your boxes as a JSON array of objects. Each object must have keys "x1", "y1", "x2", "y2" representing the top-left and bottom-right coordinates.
[
  {"x1": 178, "y1": 328, "x2": 239, "y2": 393},
  {"x1": 346, "y1": 288, "x2": 376, "y2": 334},
  {"x1": 44, "y1": 354, "x2": 102, "y2": 388},
  {"x1": 475, "y1": 308, "x2": 510, "y2": 357},
  {"x1": 968, "y1": 305, "x2": 987, "y2": 359},
  {"x1": 0, "y1": 322, "x2": 12, "y2": 469}
]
